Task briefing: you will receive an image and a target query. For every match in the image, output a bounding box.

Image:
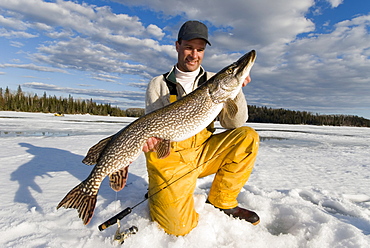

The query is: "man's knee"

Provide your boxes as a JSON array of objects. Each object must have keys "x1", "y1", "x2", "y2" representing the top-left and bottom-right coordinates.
[
  {"x1": 149, "y1": 201, "x2": 198, "y2": 236},
  {"x1": 234, "y1": 126, "x2": 259, "y2": 151},
  {"x1": 236, "y1": 126, "x2": 259, "y2": 139}
]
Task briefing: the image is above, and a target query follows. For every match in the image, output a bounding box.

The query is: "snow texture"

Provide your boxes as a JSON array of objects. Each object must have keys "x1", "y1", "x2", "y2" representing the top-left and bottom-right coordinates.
[{"x1": 0, "y1": 111, "x2": 369, "y2": 247}]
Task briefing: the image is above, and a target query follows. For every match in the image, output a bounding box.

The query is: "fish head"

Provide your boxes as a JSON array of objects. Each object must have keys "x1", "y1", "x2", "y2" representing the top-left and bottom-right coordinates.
[{"x1": 209, "y1": 50, "x2": 256, "y2": 102}]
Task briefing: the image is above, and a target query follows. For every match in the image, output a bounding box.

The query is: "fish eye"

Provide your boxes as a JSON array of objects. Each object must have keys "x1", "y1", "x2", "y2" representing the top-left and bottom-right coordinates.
[{"x1": 226, "y1": 68, "x2": 233, "y2": 74}]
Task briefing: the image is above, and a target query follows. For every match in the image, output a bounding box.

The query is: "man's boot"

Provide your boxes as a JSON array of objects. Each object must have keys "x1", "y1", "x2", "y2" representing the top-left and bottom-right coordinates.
[{"x1": 206, "y1": 200, "x2": 260, "y2": 225}]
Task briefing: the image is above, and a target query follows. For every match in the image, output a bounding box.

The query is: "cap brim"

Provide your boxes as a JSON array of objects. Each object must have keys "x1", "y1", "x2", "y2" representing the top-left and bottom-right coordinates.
[{"x1": 181, "y1": 33, "x2": 211, "y2": 46}]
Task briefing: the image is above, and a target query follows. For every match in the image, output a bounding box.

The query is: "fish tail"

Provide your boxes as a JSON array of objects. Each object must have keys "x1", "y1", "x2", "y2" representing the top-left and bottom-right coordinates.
[{"x1": 57, "y1": 182, "x2": 97, "y2": 225}]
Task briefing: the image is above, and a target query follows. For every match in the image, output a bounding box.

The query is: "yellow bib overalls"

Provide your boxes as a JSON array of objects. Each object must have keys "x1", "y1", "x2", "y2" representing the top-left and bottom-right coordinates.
[{"x1": 145, "y1": 95, "x2": 259, "y2": 236}]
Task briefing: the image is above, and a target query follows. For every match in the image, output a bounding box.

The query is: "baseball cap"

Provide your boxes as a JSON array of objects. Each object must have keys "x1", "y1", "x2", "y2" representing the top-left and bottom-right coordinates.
[{"x1": 178, "y1": 20, "x2": 211, "y2": 46}]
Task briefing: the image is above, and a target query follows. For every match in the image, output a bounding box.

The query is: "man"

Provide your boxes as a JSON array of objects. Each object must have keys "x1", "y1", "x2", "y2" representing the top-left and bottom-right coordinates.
[{"x1": 143, "y1": 20, "x2": 260, "y2": 236}]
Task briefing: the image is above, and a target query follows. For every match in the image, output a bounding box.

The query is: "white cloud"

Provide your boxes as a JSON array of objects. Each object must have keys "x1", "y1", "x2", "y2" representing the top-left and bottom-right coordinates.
[
  {"x1": 146, "y1": 24, "x2": 165, "y2": 39},
  {"x1": 10, "y1": 41, "x2": 24, "y2": 47},
  {"x1": 31, "y1": 37, "x2": 154, "y2": 76},
  {"x1": 246, "y1": 12, "x2": 370, "y2": 113},
  {"x1": 0, "y1": 0, "x2": 163, "y2": 39},
  {"x1": 109, "y1": 0, "x2": 317, "y2": 74},
  {"x1": 91, "y1": 73, "x2": 122, "y2": 83},
  {"x1": 91, "y1": 77, "x2": 117, "y2": 83},
  {"x1": 0, "y1": 14, "x2": 27, "y2": 30},
  {"x1": 0, "y1": 63, "x2": 67, "y2": 73},
  {"x1": 94, "y1": 74, "x2": 121, "y2": 80},
  {"x1": 113, "y1": 0, "x2": 315, "y2": 49},
  {"x1": 0, "y1": 28, "x2": 38, "y2": 38},
  {"x1": 22, "y1": 82, "x2": 145, "y2": 101},
  {"x1": 326, "y1": 0, "x2": 343, "y2": 8},
  {"x1": 0, "y1": 0, "x2": 173, "y2": 78},
  {"x1": 45, "y1": 29, "x2": 74, "y2": 39}
]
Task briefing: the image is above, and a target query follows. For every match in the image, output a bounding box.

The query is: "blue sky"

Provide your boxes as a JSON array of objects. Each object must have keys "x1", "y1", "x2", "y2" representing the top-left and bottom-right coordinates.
[{"x1": 0, "y1": 0, "x2": 369, "y2": 118}]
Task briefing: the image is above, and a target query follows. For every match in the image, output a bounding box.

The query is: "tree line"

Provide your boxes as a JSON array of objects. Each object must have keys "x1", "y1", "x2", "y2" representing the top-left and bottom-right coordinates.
[
  {"x1": 0, "y1": 86, "x2": 144, "y2": 117},
  {"x1": 1, "y1": 86, "x2": 369, "y2": 127},
  {"x1": 247, "y1": 105, "x2": 370, "y2": 127}
]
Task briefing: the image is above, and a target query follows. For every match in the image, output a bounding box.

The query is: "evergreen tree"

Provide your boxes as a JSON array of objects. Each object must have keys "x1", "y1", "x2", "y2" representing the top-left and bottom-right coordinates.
[{"x1": 0, "y1": 88, "x2": 4, "y2": 111}]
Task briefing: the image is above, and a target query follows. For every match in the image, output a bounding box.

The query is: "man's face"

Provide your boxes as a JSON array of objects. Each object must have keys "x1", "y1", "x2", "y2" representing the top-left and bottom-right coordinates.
[{"x1": 176, "y1": 38, "x2": 207, "y2": 72}]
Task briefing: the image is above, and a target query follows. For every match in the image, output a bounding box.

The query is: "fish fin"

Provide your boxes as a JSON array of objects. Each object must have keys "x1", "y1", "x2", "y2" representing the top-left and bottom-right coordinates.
[
  {"x1": 82, "y1": 135, "x2": 114, "y2": 165},
  {"x1": 155, "y1": 139, "x2": 171, "y2": 159},
  {"x1": 57, "y1": 182, "x2": 97, "y2": 225},
  {"x1": 109, "y1": 166, "x2": 129, "y2": 192},
  {"x1": 225, "y1": 98, "x2": 238, "y2": 119}
]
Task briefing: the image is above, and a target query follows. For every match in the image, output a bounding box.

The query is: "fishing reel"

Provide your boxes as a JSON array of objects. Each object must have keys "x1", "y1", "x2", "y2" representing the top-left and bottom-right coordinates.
[{"x1": 113, "y1": 220, "x2": 138, "y2": 244}]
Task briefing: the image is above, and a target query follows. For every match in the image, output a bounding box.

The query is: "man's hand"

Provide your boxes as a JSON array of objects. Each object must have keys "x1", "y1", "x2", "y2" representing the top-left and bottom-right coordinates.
[
  {"x1": 142, "y1": 137, "x2": 163, "y2": 152},
  {"x1": 242, "y1": 75, "x2": 252, "y2": 87}
]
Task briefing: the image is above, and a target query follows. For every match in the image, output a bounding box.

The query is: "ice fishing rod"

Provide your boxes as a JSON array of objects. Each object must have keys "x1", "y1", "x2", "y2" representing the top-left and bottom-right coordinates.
[
  {"x1": 98, "y1": 144, "x2": 236, "y2": 231},
  {"x1": 98, "y1": 162, "x2": 200, "y2": 231}
]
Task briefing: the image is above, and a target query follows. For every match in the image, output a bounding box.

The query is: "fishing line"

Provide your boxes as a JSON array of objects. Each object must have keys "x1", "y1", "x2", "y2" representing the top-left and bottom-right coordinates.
[
  {"x1": 115, "y1": 191, "x2": 118, "y2": 212},
  {"x1": 98, "y1": 143, "x2": 236, "y2": 231}
]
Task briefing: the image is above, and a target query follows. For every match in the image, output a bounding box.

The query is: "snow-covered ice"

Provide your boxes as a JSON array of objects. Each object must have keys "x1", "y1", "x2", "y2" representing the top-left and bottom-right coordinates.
[{"x1": 0, "y1": 111, "x2": 369, "y2": 247}]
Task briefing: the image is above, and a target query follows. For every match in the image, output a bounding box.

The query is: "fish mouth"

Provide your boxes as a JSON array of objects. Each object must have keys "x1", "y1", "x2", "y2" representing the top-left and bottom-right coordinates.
[{"x1": 235, "y1": 50, "x2": 256, "y2": 77}]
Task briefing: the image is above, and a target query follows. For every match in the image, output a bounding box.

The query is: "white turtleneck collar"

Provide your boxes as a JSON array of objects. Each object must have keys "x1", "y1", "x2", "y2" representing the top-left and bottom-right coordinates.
[{"x1": 175, "y1": 66, "x2": 201, "y2": 94}]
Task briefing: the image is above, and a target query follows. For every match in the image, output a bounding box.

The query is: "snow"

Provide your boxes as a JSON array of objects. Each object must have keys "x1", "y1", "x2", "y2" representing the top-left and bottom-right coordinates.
[{"x1": 0, "y1": 111, "x2": 369, "y2": 247}]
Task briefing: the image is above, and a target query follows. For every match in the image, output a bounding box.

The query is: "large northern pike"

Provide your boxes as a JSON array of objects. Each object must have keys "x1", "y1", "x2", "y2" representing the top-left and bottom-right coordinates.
[{"x1": 57, "y1": 50, "x2": 256, "y2": 225}]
